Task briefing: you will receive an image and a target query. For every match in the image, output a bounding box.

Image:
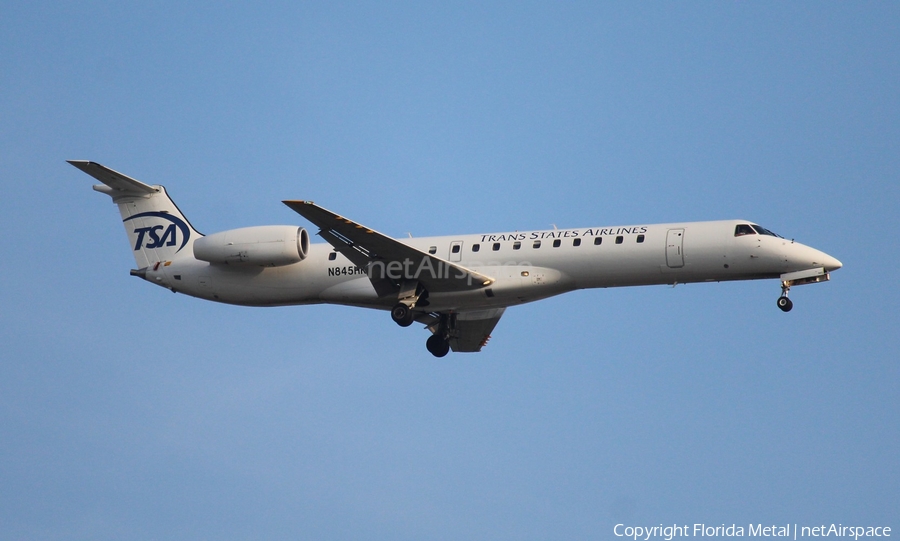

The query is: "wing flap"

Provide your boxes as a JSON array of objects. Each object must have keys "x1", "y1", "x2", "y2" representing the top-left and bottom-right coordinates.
[{"x1": 449, "y1": 308, "x2": 506, "y2": 353}]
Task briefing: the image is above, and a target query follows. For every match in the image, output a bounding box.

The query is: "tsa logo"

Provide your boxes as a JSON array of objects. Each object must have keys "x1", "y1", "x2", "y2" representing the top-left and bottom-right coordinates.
[{"x1": 124, "y1": 211, "x2": 191, "y2": 253}]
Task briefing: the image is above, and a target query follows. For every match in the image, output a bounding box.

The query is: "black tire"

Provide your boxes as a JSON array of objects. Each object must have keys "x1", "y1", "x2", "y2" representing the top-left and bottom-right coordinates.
[
  {"x1": 777, "y1": 296, "x2": 793, "y2": 312},
  {"x1": 391, "y1": 303, "x2": 414, "y2": 327},
  {"x1": 426, "y1": 334, "x2": 450, "y2": 357}
]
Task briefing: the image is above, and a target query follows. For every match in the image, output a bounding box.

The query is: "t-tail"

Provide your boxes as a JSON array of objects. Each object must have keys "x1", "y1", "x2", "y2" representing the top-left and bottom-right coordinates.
[{"x1": 68, "y1": 161, "x2": 202, "y2": 271}]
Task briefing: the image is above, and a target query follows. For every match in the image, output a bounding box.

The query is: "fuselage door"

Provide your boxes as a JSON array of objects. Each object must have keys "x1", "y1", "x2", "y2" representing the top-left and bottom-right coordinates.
[
  {"x1": 449, "y1": 240, "x2": 463, "y2": 262},
  {"x1": 666, "y1": 229, "x2": 685, "y2": 268}
]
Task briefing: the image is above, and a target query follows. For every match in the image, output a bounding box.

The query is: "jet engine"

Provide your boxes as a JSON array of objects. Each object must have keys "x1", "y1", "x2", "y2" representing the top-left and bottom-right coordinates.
[{"x1": 193, "y1": 226, "x2": 309, "y2": 267}]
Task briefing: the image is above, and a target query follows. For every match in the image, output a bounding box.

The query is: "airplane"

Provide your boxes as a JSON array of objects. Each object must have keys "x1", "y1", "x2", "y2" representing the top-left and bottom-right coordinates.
[{"x1": 69, "y1": 160, "x2": 843, "y2": 357}]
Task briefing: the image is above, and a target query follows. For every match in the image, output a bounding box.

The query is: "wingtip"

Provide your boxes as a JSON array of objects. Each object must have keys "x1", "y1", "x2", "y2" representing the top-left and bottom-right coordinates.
[{"x1": 67, "y1": 160, "x2": 95, "y2": 173}]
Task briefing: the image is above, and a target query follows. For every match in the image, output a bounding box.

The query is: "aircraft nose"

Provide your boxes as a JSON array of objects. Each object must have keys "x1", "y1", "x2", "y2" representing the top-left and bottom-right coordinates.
[
  {"x1": 823, "y1": 253, "x2": 842, "y2": 272},
  {"x1": 811, "y1": 247, "x2": 842, "y2": 272},
  {"x1": 789, "y1": 244, "x2": 843, "y2": 272}
]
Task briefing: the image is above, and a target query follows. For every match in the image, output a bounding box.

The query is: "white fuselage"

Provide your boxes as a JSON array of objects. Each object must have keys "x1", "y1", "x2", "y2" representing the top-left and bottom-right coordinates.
[
  {"x1": 67, "y1": 161, "x2": 842, "y2": 354},
  {"x1": 145, "y1": 219, "x2": 841, "y2": 313}
]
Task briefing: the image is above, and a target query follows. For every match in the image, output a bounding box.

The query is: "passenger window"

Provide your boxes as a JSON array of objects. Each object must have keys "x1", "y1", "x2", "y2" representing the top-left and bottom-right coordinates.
[
  {"x1": 615, "y1": 236, "x2": 624, "y2": 244},
  {"x1": 428, "y1": 246, "x2": 437, "y2": 254},
  {"x1": 553, "y1": 239, "x2": 561, "y2": 248},
  {"x1": 636, "y1": 235, "x2": 645, "y2": 243},
  {"x1": 492, "y1": 242, "x2": 501, "y2": 251},
  {"x1": 533, "y1": 240, "x2": 541, "y2": 249},
  {"x1": 573, "y1": 238, "x2": 581, "y2": 247},
  {"x1": 472, "y1": 244, "x2": 480, "y2": 252},
  {"x1": 513, "y1": 241, "x2": 521, "y2": 250},
  {"x1": 328, "y1": 252, "x2": 337, "y2": 261},
  {"x1": 734, "y1": 224, "x2": 755, "y2": 237},
  {"x1": 452, "y1": 244, "x2": 461, "y2": 254},
  {"x1": 594, "y1": 237, "x2": 602, "y2": 245}
]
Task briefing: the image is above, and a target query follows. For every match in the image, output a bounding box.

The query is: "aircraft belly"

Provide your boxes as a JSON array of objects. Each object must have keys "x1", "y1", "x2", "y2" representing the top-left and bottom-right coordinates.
[
  {"x1": 319, "y1": 276, "x2": 379, "y2": 304},
  {"x1": 425, "y1": 285, "x2": 570, "y2": 312},
  {"x1": 425, "y1": 266, "x2": 575, "y2": 312},
  {"x1": 168, "y1": 260, "x2": 324, "y2": 306},
  {"x1": 569, "y1": 252, "x2": 666, "y2": 288}
]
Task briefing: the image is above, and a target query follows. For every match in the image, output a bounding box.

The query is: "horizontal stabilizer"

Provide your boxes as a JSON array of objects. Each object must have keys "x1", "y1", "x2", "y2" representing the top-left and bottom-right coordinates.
[{"x1": 67, "y1": 160, "x2": 158, "y2": 196}]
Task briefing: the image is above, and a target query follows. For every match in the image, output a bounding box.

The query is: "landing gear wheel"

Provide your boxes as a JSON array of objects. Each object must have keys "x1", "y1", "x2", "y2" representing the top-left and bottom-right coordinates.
[
  {"x1": 426, "y1": 334, "x2": 450, "y2": 358},
  {"x1": 777, "y1": 296, "x2": 793, "y2": 312},
  {"x1": 391, "y1": 303, "x2": 415, "y2": 327}
]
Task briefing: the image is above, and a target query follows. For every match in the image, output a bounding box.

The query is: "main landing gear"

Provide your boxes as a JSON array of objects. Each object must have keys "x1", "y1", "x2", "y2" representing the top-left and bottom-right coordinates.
[
  {"x1": 390, "y1": 303, "x2": 451, "y2": 357},
  {"x1": 425, "y1": 313, "x2": 452, "y2": 358},
  {"x1": 391, "y1": 303, "x2": 415, "y2": 326},
  {"x1": 390, "y1": 279, "x2": 427, "y2": 327},
  {"x1": 388, "y1": 279, "x2": 450, "y2": 357},
  {"x1": 777, "y1": 282, "x2": 793, "y2": 312},
  {"x1": 392, "y1": 306, "x2": 451, "y2": 357},
  {"x1": 426, "y1": 333, "x2": 450, "y2": 357}
]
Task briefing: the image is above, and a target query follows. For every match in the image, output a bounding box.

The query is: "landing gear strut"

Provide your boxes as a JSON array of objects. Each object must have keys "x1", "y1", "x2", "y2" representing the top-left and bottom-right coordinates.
[
  {"x1": 424, "y1": 313, "x2": 453, "y2": 358},
  {"x1": 390, "y1": 280, "x2": 425, "y2": 327},
  {"x1": 777, "y1": 282, "x2": 793, "y2": 312}
]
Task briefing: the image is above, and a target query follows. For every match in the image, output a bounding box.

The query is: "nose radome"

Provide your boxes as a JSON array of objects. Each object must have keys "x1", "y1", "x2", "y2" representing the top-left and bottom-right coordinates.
[
  {"x1": 792, "y1": 244, "x2": 843, "y2": 272},
  {"x1": 810, "y1": 246, "x2": 842, "y2": 271},
  {"x1": 823, "y1": 254, "x2": 843, "y2": 271}
]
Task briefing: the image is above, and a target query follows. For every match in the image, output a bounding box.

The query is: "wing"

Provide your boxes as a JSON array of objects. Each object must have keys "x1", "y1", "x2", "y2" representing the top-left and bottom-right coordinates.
[
  {"x1": 448, "y1": 308, "x2": 506, "y2": 353},
  {"x1": 283, "y1": 200, "x2": 494, "y2": 298}
]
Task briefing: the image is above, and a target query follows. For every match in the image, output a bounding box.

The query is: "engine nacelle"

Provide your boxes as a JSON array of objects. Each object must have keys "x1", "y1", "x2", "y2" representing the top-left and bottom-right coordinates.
[{"x1": 193, "y1": 225, "x2": 310, "y2": 267}]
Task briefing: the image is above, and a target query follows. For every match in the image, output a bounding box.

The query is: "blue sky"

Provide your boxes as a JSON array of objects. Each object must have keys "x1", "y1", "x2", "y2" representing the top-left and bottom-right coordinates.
[{"x1": 1, "y1": 2, "x2": 898, "y2": 540}]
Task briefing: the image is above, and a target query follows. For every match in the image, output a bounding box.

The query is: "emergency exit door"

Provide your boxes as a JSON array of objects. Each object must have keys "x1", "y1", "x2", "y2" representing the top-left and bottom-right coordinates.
[{"x1": 449, "y1": 241, "x2": 463, "y2": 262}]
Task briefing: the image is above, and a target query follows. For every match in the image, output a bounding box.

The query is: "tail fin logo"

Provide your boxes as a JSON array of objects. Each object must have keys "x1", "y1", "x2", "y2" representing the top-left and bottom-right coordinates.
[{"x1": 124, "y1": 211, "x2": 191, "y2": 253}]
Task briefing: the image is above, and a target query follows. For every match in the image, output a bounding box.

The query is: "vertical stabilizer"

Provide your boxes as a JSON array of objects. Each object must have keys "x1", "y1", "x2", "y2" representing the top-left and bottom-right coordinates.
[{"x1": 68, "y1": 161, "x2": 202, "y2": 269}]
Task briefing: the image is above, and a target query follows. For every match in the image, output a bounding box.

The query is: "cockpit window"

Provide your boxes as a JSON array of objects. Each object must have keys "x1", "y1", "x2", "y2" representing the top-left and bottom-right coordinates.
[
  {"x1": 751, "y1": 224, "x2": 780, "y2": 237},
  {"x1": 734, "y1": 224, "x2": 756, "y2": 236}
]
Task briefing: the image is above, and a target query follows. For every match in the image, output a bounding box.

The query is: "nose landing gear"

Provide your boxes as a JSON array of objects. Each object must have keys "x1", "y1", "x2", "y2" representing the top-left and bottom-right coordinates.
[
  {"x1": 777, "y1": 295, "x2": 793, "y2": 312},
  {"x1": 775, "y1": 268, "x2": 833, "y2": 313},
  {"x1": 777, "y1": 282, "x2": 793, "y2": 312}
]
